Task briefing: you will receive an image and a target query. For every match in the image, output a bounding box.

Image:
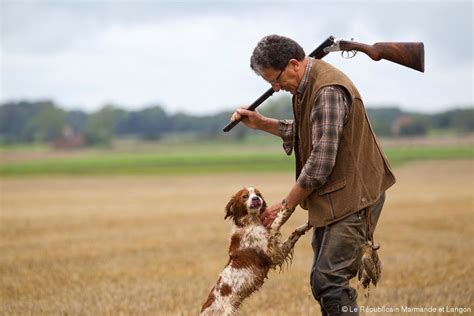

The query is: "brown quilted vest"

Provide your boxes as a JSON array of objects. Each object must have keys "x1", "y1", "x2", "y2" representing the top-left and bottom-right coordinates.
[{"x1": 293, "y1": 59, "x2": 396, "y2": 227}]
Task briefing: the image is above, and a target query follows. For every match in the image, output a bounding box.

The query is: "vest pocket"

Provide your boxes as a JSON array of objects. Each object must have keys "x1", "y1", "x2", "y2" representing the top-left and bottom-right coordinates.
[{"x1": 318, "y1": 179, "x2": 347, "y2": 195}]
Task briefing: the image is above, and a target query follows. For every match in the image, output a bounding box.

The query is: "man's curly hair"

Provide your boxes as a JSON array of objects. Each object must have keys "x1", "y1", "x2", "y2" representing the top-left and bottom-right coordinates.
[{"x1": 250, "y1": 34, "x2": 305, "y2": 74}]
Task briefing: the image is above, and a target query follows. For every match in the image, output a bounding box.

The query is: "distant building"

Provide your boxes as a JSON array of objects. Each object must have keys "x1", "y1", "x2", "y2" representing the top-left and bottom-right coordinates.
[
  {"x1": 391, "y1": 115, "x2": 413, "y2": 136},
  {"x1": 53, "y1": 126, "x2": 85, "y2": 149}
]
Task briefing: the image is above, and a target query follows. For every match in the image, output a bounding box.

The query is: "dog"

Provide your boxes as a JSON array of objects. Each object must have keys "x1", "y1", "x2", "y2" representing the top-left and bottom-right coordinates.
[{"x1": 200, "y1": 187, "x2": 312, "y2": 315}]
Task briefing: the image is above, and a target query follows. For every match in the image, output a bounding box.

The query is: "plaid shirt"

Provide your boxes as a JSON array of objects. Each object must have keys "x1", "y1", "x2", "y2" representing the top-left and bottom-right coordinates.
[{"x1": 278, "y1": 59, "x2": 349, "y2": 190}]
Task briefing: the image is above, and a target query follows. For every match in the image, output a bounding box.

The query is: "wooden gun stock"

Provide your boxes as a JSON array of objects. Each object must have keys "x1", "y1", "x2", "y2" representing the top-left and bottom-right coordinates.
[{"x1": 339, "y1": 41, "x2": 425, "y2": 72}]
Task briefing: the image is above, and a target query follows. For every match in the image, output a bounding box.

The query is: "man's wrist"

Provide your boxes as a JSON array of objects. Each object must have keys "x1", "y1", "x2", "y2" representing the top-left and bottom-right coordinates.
[{"x1": 259, "y1": 117, "x2": 280, "y2": 136}]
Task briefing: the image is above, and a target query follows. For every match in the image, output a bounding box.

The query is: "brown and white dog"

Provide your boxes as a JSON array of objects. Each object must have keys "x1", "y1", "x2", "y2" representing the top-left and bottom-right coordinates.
[{"x1": 200, "y1": 187, "x2": 312, "y2": 315}]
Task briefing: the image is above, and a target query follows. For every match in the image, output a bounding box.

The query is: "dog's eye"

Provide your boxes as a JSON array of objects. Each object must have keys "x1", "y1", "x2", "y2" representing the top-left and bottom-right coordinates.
[{"x1": 242, "y1": 195, "x2": 249, "y2": 200}]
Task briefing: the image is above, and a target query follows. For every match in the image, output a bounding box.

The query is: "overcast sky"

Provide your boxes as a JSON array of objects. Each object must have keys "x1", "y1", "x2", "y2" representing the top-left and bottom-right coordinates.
[{"x1": 1, "y1": 0, "x2": 473, "y2": 115}]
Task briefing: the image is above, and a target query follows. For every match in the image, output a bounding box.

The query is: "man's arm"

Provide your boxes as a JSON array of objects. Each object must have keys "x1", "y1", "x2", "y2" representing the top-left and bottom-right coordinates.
[
  {"x1": 262, "y1": 86, "x2": 349, "y2": 227},
  {"x1": 262, "y1": 182, "x2": 313, "y2": 227},
  {"x1": 296, "y1": 86, "x2": 348, "y2": 190}
]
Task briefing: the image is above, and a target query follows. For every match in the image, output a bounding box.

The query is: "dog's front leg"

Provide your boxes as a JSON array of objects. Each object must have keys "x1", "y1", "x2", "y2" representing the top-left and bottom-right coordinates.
[
  {"x1": 280, "y1": 222, "x2": 313, "y2": 259},
  {"x1": 270, "y1": 204, "x2": 295, "y2": 236}
]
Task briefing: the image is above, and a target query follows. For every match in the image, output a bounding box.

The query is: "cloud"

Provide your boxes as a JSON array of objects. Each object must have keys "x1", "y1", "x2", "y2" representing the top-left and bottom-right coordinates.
[{"x1": 1, "y1": 1, "x2": 472, "y2": 114}]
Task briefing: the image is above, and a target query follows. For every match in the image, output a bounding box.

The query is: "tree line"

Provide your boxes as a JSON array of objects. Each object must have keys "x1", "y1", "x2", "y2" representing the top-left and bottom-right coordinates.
[{"x1": 0, "y1": 97, "x2": 472, "y2": 146}]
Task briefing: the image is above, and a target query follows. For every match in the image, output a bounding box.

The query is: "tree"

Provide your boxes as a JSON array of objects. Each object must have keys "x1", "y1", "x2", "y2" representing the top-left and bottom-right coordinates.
[
  {"x1": 398, "y1": 116, "x2": 429, "y2": 136},
  {"x1": 433, "y1": 108, "x2": 474, "y2": 133},
  {"x1": 0, "y1": 100, "x2": 61, "y2": 143},
  {"x1": 84, "y1": 105, "x2": 123, "y2": 145},
  {"x1": 26, "y1": 103, "x2": 66, "y2": 142},
  {"x1": 115, "y1": 105, "x2": 170, "y2": 140},
  {"x1": 367, "y1": 107, "x2": 404, "y2": 137},
  {"x1": 137, "y1": 106, "x2": 170, "y2": 140},
  {"x1": 66, "y1": 110, "x2": 88, "y2": 133},
  {"x1": 0, "y1": 102, "x2": 30, "y2": 142}
]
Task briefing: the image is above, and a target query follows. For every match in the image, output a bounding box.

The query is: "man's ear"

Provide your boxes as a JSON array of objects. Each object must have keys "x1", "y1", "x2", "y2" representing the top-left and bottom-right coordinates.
[{"x1": 225, "y1": 200, "x2": 234, "y2": 220}]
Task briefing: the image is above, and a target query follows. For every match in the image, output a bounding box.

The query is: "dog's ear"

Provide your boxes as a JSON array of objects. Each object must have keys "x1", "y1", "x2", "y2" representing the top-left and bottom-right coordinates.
[
  {"x1": 260, "y1": 198, "x2": 267, "y2": 214},
  {"x1": 225, "y1": 199, "x2": 234, "y2": 220},
  {"x1": 256, "y1": 189, "x2": 267, "y2": 214}
]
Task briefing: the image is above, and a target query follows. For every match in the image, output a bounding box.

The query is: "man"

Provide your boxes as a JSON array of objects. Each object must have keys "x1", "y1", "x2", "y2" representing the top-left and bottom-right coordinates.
[{"x1": 230, "y1": 34, "x2": 396, "y2": 315}]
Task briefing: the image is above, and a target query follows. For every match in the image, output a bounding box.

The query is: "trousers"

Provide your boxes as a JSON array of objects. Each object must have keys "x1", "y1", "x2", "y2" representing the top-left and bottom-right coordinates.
[{"x1": 310, "y1": 193, "x2": 386, "y2": 315}]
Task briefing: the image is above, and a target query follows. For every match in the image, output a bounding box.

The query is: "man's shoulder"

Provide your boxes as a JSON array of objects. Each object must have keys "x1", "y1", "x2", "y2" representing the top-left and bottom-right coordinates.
[{"x1": 315, "y1": 85, "x2": 350, "y2": 102}]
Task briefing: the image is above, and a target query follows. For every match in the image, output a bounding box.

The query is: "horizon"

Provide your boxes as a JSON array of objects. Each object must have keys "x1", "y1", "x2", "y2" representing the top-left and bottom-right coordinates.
[{"x1": 2, "y1": 96, "x2": 472, "y2": 117}]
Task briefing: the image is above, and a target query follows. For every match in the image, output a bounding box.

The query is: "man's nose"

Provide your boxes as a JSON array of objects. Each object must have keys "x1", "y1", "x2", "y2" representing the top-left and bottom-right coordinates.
[{"x1": 271, "y1": 84, "x2": 281, "y2": 92}]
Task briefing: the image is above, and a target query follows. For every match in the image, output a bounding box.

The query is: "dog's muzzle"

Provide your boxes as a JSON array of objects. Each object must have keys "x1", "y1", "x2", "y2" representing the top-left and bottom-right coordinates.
[{"x1": 249, "y1": 196, "x2": 262, "y2": 209}]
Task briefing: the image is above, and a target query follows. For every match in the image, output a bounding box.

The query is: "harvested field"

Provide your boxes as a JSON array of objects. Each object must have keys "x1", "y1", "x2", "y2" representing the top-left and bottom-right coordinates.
[{"x1": 0, "y1": 160, "x2": 473, "y2": 315}]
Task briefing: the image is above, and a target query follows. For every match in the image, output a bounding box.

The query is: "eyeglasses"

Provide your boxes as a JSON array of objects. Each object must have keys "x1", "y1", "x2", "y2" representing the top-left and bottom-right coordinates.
[{"x1": 268, "y1": 64, "x2": 288, "y2": 85}]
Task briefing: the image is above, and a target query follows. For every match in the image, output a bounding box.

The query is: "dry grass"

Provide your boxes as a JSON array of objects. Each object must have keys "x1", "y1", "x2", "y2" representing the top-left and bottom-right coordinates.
[{"x1": 1, "y1": 160, "x2": 473, "y2": 315}]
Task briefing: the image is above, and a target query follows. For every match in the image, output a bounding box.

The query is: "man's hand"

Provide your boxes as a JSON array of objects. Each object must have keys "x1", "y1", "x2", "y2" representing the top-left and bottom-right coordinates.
[
  {"x1": 260, "y1": 202, "x2": 282, "y2": 228},
  {"x1": 230, "y1": 107, "x2": 264, "y2": 130},
  {"x1": 230, "y1": 107, "x2": 281, "y2": 137}
]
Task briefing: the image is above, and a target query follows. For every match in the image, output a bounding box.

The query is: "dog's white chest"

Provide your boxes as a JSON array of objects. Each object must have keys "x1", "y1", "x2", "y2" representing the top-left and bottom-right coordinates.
[{"x1": 237, "y1": 224, "x2": 269, "y2": 252}]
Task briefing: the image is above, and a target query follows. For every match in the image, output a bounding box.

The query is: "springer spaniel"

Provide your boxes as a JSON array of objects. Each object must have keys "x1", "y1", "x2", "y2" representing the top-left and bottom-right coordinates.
[{"x1": 201, "y1": 187, "x2": 312, "y2": 315}]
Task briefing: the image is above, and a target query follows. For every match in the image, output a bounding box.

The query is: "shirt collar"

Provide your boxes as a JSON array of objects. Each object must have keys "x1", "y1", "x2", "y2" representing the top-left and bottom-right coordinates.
[{"x1": 297, "y1": 57, "x2": 313, "y2": 97}]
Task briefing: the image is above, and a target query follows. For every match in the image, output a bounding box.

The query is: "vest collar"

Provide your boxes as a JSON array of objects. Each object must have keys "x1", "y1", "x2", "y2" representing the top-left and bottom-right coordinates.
[{"x1": 296, "y1": 57, "x2": 314, "y2": 97}]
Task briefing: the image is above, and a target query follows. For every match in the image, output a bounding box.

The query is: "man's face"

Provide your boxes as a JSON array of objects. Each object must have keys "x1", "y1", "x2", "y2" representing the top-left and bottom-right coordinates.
[{"x1": 259, "y1": 59, "x2": 301, "y2": 95}]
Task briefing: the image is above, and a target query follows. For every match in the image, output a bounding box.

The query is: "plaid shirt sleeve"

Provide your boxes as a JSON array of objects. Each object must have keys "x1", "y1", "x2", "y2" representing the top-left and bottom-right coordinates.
[
  {"x1": 297, "y1": 86, "x2": 349, "y2": 190},
  {"x1": 278, "y1": 119, "x2": 295, "y2": 155}
]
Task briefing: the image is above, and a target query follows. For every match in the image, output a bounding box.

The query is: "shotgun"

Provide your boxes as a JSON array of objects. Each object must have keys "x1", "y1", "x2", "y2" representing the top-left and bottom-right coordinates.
[
  {"x1": 223, "y1": 36, "x2": 424, "y2": 132},
  {"x1": 323, "y1": 39, "x2": 425, "y2": 72}
]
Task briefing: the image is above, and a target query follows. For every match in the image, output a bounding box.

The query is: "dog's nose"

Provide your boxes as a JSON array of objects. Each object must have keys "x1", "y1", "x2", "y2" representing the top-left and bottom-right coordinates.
[{"x1": 251, "y1": 196, "x2": 260, "y2": 202}]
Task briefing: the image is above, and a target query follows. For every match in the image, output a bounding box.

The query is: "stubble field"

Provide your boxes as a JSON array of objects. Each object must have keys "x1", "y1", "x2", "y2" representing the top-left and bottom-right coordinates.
[{"x1": 1, "y1": 160, "x2": 473, "y2": 315}]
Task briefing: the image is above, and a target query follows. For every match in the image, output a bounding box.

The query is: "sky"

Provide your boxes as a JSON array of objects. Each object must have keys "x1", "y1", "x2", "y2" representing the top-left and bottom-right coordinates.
[{"x1": 1, "y1": 0, "x2": 473, "y2": 115}]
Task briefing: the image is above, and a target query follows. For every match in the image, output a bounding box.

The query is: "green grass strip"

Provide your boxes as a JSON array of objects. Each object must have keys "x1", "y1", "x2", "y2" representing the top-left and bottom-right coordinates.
[
  {"x1": 0, "y1": 152, "x2": 294, "y2": 176},
  {"x1": 0, "y1": 146, "x2": 472, "y2": 177},
  {"x1": 384, "y1": 146, "x2": 474, "y2": 166}
]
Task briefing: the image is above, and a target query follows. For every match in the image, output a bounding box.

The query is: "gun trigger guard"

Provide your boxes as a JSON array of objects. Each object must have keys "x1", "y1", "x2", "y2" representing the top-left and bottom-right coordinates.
[{"x1": 341, "y1": 50, "x2": 357, "y2": 59}]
